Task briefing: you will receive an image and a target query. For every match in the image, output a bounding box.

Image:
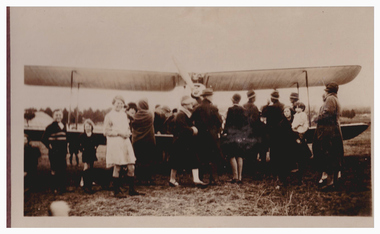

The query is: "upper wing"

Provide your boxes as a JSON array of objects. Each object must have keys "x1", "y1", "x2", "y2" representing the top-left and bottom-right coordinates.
[
  {"x1": 25, "y1": 65, "x2": 361, "y2": 91},
  {"x1": 24, "y1": 65, "x2": 184, "y2": 91},
  {"x1": 203, "y1": 65, "x2": 361, "y2": 91}
]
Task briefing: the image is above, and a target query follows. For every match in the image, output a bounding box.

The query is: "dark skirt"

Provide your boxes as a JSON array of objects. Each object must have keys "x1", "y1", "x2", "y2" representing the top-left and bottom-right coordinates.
[
  {"x1": 82, "y1": 151, "x2": 98, "y2": 164},
  {"x1": 133, "y1": 139, "x2": 157, "y2": 165},
  {"x1": 170, "y1": 138, "x2": 200, "y2": 170}
]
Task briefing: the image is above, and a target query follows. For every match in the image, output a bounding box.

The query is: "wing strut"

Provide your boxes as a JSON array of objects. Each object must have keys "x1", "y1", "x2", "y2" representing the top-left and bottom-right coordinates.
[
  {"x1": 303, "y1": 70, "x2": 312, "y2": 127},
  {"x1": 68, "y1": 70, "x2": 75, "y2": 127}
]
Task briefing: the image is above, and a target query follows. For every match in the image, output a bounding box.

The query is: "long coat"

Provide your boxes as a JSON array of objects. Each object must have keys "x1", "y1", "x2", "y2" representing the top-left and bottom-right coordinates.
[
  {"x1": 312, "y1": 93, "x2": 344, "y2": 173},
  {"x1": 261, "y1": 100, "x2": 285, "y2": 162},
  {"x1": 170, "y1": 110, "x2": 199, "y2": 170},
  {"x1": 191, "y1": 99, "x2": 224, "y2": 164}
]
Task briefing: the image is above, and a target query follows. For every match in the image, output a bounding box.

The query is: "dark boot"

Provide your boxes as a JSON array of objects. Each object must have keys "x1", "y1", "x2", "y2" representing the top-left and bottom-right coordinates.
[
  {"x1": 113, "y1": 177, "x2": 126, "y2": 198},
  {"x1": 83, "y1": 169, "x2": 95, "y2": 194},
  {"x1": 127, "y1": 176, "x2": 145, "y2": 196}
]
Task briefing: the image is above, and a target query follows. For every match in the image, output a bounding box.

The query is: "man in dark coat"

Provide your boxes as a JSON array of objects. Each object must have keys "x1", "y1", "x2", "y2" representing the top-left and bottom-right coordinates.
[
  {"x1": 261, "y1": 90, "x2": 285, "y2": 178},
  {"x1": 169, "y1": 96, "x2": 207, "y2": 187},
  {"x1": 312, "y1": 82, "x2": 344, "y2": 190},
  {"x1": 191, "y1": 88, "x2": 224, "y2": 185},
  {"x1": 41, "y1": 109, "x2": 68, "y2": 194}
]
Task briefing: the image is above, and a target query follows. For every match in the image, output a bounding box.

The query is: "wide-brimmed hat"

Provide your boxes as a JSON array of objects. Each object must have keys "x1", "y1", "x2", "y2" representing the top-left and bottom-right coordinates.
[
  {"x1": 200, "y1": 88, "x2": 213, "y2": 97},
  {"x1": 247, "y1": 90, "x2": 256, "y2": 99},
  {"x1": 290, "y1": 92, "x2": 299, "y2": 100},
  {"x1": 231, "y1": 93, "x2": 241, "y2": 103},
  {"x1": 271, "y1": 90, "x2": 280, "y2": 99},
  {"x1": 112, "y1": 95, "x2": 125, "y2": 105},
  {"x1": 324, "y1": 82, "x2": 339, "y2": 94},
  {"x1": 181, "y1": 95, "x2": 193, "y2": 105}
]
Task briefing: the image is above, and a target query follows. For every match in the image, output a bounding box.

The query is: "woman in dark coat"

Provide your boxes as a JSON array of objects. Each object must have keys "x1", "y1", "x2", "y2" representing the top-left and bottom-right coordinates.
[
  {"x1": 274, "y1": 106, "x2": 299, "y2": 189},
  {"x1": 312, "y1": 82, "x2": 344, "y2": 190},
  {"x1": 132, "y1": 99, "x2": 157, "y2": 185},
  {"x1": 223, "y1": 94, "x2": 249, "y2": 184},
  {"x1": 169, "y1": 96, "x2": 207, "y2": 187}
]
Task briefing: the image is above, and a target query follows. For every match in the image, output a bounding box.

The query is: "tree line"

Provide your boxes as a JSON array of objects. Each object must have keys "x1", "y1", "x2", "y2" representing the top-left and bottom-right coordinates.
[{"x1": 24, "y1": 107, "x2": 112, "y2": 125}]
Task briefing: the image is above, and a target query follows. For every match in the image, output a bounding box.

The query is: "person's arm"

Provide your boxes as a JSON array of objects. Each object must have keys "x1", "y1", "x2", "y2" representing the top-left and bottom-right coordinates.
[
  {"x1": 103, "y1": 114, "x2": 118, "y2": 137},
  {"x1": 41, "y1": 125, "x2": 52, "y2": 149}
]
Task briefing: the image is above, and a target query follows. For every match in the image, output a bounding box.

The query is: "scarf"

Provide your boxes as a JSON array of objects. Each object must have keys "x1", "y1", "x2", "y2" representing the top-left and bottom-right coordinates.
[
  {"x1": 132, "y1": 99, "x2": 155, "y2": 144},
  {"x1": 179, "y1": 106, "x2": 192, "y2": 118}
]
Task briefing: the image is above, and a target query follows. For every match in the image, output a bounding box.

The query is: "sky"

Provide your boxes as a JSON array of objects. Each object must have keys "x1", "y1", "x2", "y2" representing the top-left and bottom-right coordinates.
[{"x1": 10, "y1": 7, "x2": 374, "y2": 113}]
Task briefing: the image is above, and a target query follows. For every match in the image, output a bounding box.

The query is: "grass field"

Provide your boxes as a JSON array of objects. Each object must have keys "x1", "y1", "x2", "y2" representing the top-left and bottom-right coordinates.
[{"x1": 24, "y1": 124, "x2": 372, "y2": 217}]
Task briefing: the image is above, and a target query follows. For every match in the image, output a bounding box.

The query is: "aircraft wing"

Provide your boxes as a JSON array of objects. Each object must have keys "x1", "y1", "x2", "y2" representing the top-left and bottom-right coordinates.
[
  {"x1": 25, "y1": 65, "x2": 361, "y2": 91},
  {"x1": 24, "y1": 65, "x2": 184, "y2": 91},
  {"x1": 203, "y1": 65, "x2": 361, "y2": 91}
]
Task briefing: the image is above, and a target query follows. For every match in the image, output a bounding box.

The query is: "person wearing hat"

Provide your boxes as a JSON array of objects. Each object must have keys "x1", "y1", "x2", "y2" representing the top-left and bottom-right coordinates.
[
  {"x1": 243, "y1": 90, "x2": 268, "y2": 179},
  {"x1": 261, "y1": 90, "x2": 285, "y2": 179},
  {"x1": 223, "y1": 93, "x2": 249, "y2": 184},
  {"x1": 312, "y1": 82, "x2": 343, "y2": 191},
  {"x1": 104, "y1": 95, "x2": 144, "y2": 197},
  {"x1": 169, "y1": 96, "x2": 208, "y2": 188},
  {"x1": 41, "y1": 109, "x2": 68, "y2": 194},
  {"x1": 132, "y1": 98, "x2": 157, "y2": 186},
  {"x1": 289, "y1": 92, "x2": 299, "y2": 115},
  {"x1": 78, "y1": 119, "x2": 100, "y2": 194},
  {"x1": 191, "y1": 88, "x2": 224, "y2": 185}
]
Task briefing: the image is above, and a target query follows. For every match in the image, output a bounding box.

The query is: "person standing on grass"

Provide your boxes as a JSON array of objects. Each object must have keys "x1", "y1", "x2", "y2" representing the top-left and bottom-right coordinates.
[
  {"x1": 223, "y1": 93, "x2": 248, "y2": 184},
  {"x1": 261, "y1": 90, "x2": 285, "y2": 179},
  {"x1": 24, "y1": 134, "x2": 41, "y2": 193},
  {"x1": 104, "y1": 95, "x2": 144, "y2": 197},
  {"x1": 169, "y1": 96, "x2": 208, "y2": 188},
  {"x1": 131, "y1": 98, "x2": 157, "y2": 186},
  {"x1": 243, "y1": 89, "x2": 268, "y2": 179},
  {"x1": 78, "y1": 119, "x2": 100, "y2": 194},
  {"x1": 275, "y1": 106, "x2": 299, "y2": 189},
  {"x1": 191, "y1": 88, "x2": 224, "y2": 185},
  {"x1": 312, "y1": 82, "x2": 344, "y2": 190},
  {"x1": 291, "y1": 101, "x2": 312, "y2": 184},
  {"x1": 41, "y1": 109, "x2": 68, "y2": 194}
]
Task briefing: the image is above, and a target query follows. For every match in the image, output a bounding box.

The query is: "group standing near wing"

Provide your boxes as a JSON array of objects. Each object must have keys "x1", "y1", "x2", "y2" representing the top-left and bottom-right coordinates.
[{"x1": 25, "y1": 82, "x2": 344, "y2": 197}]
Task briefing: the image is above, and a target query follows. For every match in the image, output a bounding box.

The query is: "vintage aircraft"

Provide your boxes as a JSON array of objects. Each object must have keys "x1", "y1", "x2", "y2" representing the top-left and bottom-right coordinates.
[{"x1": 24, "y1": 63, "x2": 368, "y2": 147}]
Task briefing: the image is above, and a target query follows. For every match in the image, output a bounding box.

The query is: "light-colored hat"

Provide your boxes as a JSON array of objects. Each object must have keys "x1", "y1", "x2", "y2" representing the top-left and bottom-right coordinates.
[
  {"x1": 181, "y1": 95, "x2": 193, "y2": 105},
  {"x1": 112, "y1": 95, "x2": 125, "y2": 105},
  {"x1": 247, "y1": 90, "x2": 256, "y2": 99},
  {"x1": 83, "y1": 119, "x2": 95, "y2": 130}
]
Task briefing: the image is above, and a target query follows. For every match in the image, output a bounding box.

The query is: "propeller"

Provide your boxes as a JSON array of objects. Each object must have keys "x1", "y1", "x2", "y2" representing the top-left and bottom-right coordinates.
[{"x1": 172, "y1": 56, "x2": 195, "y2": 90}]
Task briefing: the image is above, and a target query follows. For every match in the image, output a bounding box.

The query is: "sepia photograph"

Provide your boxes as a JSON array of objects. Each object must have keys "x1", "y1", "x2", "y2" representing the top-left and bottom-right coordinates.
[{"x1": 8, "y1": 4, "x2": 374, "y2": 228}]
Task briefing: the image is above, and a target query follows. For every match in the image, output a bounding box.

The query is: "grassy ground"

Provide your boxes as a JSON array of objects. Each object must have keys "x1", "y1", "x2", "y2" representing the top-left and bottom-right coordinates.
[{"x1": 24, "y1": 126, "x2": 372, "y2": 217}]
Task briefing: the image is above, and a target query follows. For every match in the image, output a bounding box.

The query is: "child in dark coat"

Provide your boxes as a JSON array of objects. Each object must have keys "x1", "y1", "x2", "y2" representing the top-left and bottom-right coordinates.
[{"x1": 78, "y1": 119, "x2": 100, "y2": 193}]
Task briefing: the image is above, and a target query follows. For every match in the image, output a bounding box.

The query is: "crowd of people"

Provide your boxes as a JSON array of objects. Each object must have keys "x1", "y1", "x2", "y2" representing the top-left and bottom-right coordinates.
[{"x1": 24, "y1": 82, "x2": 344, "y2": 197}]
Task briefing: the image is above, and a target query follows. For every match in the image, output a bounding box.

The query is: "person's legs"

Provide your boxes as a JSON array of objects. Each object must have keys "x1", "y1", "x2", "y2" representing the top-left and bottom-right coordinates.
[
  {"x1": 126, "y1": 164, "x2": 144, "y2": 196},
  {"x1": 237, "y1": 157, "x2": 244, "y2": 182},
  {"x1": 112, "y1": 165, "x2": 125, "y2": 197},
  {"x1": 169, "y1": 169, "x2": 178, "y2": 185},
  {"x1": 230, "y1": 157, "x2": 238, "y2": 181}
]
